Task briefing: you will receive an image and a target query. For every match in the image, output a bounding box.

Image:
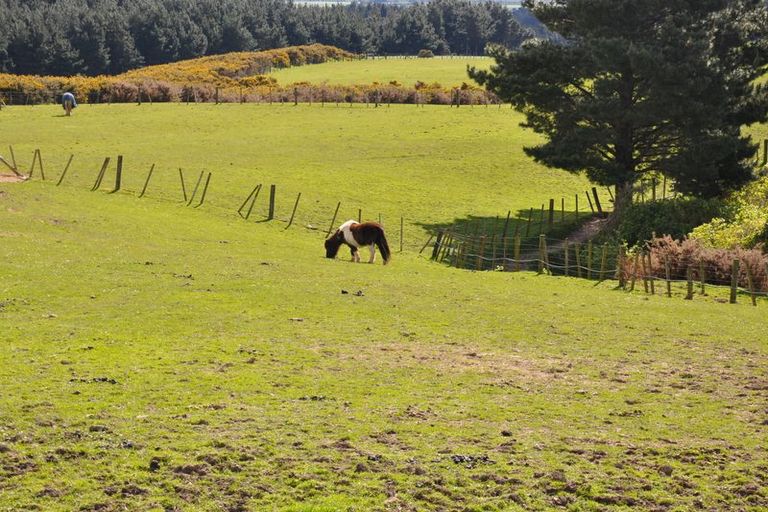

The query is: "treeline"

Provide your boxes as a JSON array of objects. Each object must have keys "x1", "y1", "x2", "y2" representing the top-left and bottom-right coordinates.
[{"x1": 0, "y1": 0, "x2": 536, "y2": 77}]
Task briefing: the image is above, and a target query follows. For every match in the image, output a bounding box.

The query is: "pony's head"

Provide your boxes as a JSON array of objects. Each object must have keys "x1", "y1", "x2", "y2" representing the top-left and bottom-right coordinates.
[{"x1": 324, "y1": 231, "x2": 343, "y2": 259}]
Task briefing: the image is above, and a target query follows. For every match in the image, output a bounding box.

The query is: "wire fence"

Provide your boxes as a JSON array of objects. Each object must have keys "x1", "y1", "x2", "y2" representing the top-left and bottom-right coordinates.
[
  {"x1": 5, "y1": 146, "x2": 768, "y2": 305},
  {"x1": 428, "y1": 230, "x2": 768, "y2": 305},
  {"x1": 0, "y1": 84, "x2": 501, "y2": 107},
  {"x1": 1, "y1": 146, "x2": 427, "y2": 252}
]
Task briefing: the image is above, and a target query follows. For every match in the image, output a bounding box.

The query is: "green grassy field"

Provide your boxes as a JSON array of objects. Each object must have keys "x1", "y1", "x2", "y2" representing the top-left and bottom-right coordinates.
[
  {"x1": 1, "y1": 105, "x2": 767, "y2": 511},
  {"x1": 271, "y1": 57, "x2": 493, "y2": 87},
  {"x1": 0, "y1": 104, "x2": 601, "y2": 246}
]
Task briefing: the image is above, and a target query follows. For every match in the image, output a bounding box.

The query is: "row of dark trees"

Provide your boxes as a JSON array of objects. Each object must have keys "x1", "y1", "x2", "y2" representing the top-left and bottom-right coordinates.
[{"x1": 0, "y1": 0, "x2": 540, "y2": 76}]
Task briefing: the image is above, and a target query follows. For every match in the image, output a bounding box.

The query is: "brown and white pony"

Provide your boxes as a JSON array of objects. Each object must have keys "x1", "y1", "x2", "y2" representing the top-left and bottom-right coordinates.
[{"x1": 325, "y1": 220, "x2": 391, "y2": 264}]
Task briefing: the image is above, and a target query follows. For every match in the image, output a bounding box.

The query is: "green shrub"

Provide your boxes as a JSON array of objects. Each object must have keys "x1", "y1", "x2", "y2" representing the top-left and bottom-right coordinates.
[
  {"x1": 417, "y1": 49, "x2": 435, "y2": 58},
  {"x1": 616, "y1": 197, "x2": 724, "y2": 246},
  {"x1": 690, "y1": 174, "x2": 768, "y2": 249}
]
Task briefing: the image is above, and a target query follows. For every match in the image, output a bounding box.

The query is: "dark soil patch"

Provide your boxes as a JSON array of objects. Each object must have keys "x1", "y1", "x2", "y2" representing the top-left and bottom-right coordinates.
[
  {"x1": 174, "y1": 463, "x2": 209, "y2": 476},
  {"x1": 449, "y1": 454, "x2": 495, "y2": 469}
]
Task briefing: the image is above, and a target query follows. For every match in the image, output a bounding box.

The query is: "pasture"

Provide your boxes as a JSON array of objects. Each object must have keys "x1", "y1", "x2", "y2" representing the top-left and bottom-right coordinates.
[
  {"x1": 0, "y1": 104, "x2": 593, "y2": 242},
  {"x1": 1, "y1": 104, "x2": 767, "y2": 511},
  {"x1": 269, "y1": 56, "x2": 493, "y2": 86}
]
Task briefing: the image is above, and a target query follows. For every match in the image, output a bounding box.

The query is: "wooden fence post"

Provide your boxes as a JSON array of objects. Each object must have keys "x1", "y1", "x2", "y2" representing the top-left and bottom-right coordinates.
[
  {"x1": 538, "y1": 204, "x2": 545, "y2": 235},
  {"x1": 648, "y1": 253, "x2": 655, "y2": 295},
  {"x1": 617, "y1": 244, "x2": 626, "y2": 288},
  {"x1": 326, "y1": 202, "x2": 341, "y2": 236},
  {"x1": 238, "y1": 185, "x2": 259, "y2": 217},
  {"x1": 641, "y1": 252, "x2": 649, "y2": 293},
  {"x1": 586, "y1": 241, "x2": 593, "y2": 279},
  {"x1": 630, "y1": 253, "x2": 639, "y2": 292},
  {"x1": 358, "y1": 208, "x2": 362, "y2": 223},
  {"x1": 419, "y1": 235, "x2": 435, "y2": 255},
  {"x1": 91, "y1": 157, "x2": 110, "y2": 191},
  {"x1": 564, "y1": 239, "x2": 570, "y2": 277},
  {"x1": 599, "y1": 244, "x2": 608, "y2": 282},
  {"x1": 514, "y1": 234, "x2": 521, "y2": 272},
  {"x1": 29, "y1": 149, "x2": 42, "y2": 179},
  {"x1": 699, "y1": 260, "x2": 706, "y2": 295},
  {"x1": 746, "y1": 263, "x2": 757, "y2": 306},
  {"x1": 561, "y1": 197, "x2": 565, "y2": 223},
  {"x1": 268, "y1": 185, "x2": 276, "y2": 220},
  {"x1": 591, "y1": 187, "x2": 603, "y2": 216},
  {"x1": 285, "y1": 192, "x2": 301, "y2": 229},
  {"x1": 138, "y1": 164, "x2": 155, "y2": 198},
  {"x1": 9, "y1": 146, "x2": 17, "y2": 172},
  {"x1": 525, "y1": 208, "x2": 533, "y2": 237},
  {"x1": 730, "y1": 259, "x2": 739, "y2": 304},
  {"x1": 245, "y1": 185, "x2": 262, "y2": 220},
  {"x1": 459, "y1": 239, "x2": 469, "y2": 268},
  {"x1": 548, "y1": 199, "x2": 555, "y2": 227},
  {"x1": 664, "y1": 257, "x2": 672, "y2": 297},
  {"x1": 502, "y1": 210, "x2": 511, "y2": 240},
  {"x1": 586, "y1": 191, "x2": 595, "y2": 213},
  {"x1": 441, "y1": 233, "x2": 454, "y2": 262},
  {"x1": 400, "y1": 216, "x2": 404, "y2": 253},
  {"x1": 178, "y1": 168, "x2": 187, "y2": 201},
  {"x1": 455, "y1": 241, "x2": 464, "y2": 268},
  {"x1": 477, "y1": 236, "x2": 487, "y2": 271},
  {"x1": 194, "y1": 173, "x2": 212, "y2": 208},
  {"x1": 110, "y1": 155, "x2": 123, "y2": 193},
  {"x1": 685, "y1": 266, "x2": 694, "y2": 300},
  {"x1": 55, "y1": 155, "x2": 74, "y2": 186},
  {"x1": 538, "y1": 235, "x2": 545, "y2": 274},
  {"x1": 431, "y1": 231, "x2": 444, "y2": 260},
  {"x1": 575, "y1": 242, "x2": 582, "y2": 278},
  {"x1": 187, "y1": 170, "x2": 204, "y2": 206}
]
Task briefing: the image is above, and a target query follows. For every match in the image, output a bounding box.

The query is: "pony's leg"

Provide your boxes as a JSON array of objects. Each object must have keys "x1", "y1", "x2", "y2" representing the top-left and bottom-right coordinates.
[
  {"x1": 368, "y1": 244, "x2": 376, "y2": 263},
  {"x1": 349, "y1": 246, "x2": 357, "y2": 262}
]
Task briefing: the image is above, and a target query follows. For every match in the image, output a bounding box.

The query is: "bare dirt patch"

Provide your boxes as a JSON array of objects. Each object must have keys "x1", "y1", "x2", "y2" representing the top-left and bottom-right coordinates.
[{"x1": 0, "y1": 174, "x2": 27, "y2": 183}]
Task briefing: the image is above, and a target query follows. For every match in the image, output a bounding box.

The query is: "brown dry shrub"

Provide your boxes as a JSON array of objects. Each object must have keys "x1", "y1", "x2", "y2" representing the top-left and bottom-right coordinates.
[{"x1": 623, "y1": 236, "x2": 768, "y2": 291}]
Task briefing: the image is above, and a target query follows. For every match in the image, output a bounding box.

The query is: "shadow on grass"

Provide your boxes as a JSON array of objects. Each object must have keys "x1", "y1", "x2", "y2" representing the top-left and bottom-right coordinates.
[{"x1": 416, "y1": 208, "x2": 601, "y2": 244}]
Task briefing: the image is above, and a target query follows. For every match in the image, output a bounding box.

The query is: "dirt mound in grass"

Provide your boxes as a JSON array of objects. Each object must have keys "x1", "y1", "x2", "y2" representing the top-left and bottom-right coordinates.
[{"x1": 0, "y1": 174, "x2": 27, "y2": 183}]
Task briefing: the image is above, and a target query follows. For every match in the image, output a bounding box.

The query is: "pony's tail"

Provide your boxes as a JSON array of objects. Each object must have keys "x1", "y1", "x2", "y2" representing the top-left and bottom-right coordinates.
[{"x1": 376, "y1": 230, "x2": 391, "y2": 265}]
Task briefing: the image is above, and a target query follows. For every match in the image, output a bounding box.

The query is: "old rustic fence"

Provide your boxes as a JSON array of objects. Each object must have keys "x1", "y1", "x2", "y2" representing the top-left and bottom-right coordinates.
[{"x1": 428, "y1": 231, "x2": 768, "y2": 305}]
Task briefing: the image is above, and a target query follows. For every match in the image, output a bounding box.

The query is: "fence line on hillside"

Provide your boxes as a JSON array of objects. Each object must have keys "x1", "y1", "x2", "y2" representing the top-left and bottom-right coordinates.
[
  {"x1": 5, "y1": 146, "x2": 768, "y2": 305},
  {"x1": 3, "y1": 146, "x2": 420, "y2": 253},
  {"x1": 427, "y1": 231, "x2": 768, "y2": 305}
]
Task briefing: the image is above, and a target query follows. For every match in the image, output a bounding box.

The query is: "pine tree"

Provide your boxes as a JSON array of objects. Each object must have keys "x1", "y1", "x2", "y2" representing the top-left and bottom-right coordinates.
[{"x1": 470, "y1": 0, "x2": 768, "y2": 217}]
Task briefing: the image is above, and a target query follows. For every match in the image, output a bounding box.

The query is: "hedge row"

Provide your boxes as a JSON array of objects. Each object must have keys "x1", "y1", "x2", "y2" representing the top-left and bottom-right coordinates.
[{"x1": 0, "y1": 79, "x2": 498, "y2": 106}]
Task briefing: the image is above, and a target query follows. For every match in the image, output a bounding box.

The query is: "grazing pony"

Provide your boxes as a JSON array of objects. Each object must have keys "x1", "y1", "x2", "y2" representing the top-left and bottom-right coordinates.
[
  {"x1": 61, "y1": 92, "x2": 77, "y2": 116},
  {"x1": 325, "y1": 220, "x2": 391, "y2": 264}
]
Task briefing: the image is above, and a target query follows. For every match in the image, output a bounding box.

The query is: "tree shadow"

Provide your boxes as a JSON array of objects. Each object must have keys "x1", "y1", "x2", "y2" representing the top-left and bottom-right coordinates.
[{"x1": 416, "y1": 208, "x2": 599, "y2": 242}]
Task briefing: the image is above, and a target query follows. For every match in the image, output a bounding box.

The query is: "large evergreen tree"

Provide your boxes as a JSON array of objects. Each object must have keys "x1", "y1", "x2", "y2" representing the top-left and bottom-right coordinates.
[{"x1": 470, "y1": 0, "x2": 768, "y2": 216}]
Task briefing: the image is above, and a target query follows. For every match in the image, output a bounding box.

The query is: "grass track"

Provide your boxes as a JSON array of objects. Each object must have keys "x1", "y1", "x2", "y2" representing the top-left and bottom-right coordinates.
[{"x1": 270, "y1": 57, "x2": 493, "y2": 87}]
